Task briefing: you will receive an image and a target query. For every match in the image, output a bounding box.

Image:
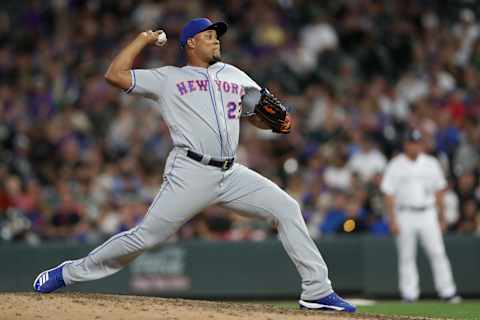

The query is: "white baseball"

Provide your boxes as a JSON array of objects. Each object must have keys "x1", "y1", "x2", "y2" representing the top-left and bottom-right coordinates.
[{"x1": 155, "y1": 31, "x2": 167, "y2": 46}]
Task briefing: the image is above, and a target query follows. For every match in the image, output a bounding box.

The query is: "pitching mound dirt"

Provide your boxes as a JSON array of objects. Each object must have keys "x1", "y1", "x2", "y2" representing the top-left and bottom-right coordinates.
[{"x1": 0, "y1": 293, "x2": 427, "y2": 320}]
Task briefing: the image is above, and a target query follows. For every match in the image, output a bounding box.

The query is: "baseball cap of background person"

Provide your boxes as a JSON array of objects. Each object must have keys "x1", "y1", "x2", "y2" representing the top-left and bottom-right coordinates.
[
  {"x1": 180, "y1": 18, "x2": 228, "y2": 47},
  {"x1": 404, "y1": 128, "x2": 423, "y2": 142}
]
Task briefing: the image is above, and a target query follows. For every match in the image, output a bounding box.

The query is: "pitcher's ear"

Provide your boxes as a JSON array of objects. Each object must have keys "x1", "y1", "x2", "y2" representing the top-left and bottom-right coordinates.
[{"x1": 187, "y1": 38, "x2": 195, "y2": 49}]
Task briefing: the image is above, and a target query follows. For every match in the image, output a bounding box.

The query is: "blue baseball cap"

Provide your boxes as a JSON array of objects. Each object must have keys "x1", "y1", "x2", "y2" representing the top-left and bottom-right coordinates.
[{"x1": 180, "y1": 18, "x2": 228, "y2": 47}]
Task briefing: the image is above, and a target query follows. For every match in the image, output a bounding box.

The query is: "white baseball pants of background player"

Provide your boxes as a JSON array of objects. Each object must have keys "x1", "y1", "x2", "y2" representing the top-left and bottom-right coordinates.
[
  {"x1": 62, "y1": 147, "x2": 333, "y2": 300},
  {"x1": 396, "y1": 208, "x2": 457, "y2": 300}
]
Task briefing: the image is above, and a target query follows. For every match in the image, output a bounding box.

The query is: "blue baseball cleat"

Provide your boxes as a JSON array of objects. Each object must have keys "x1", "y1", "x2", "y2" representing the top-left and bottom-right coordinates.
[
  {"x1": 299, "y1": 292, "x2": 356, "y2": 312},
  {"x1": 33, "y1": 261, "x2": 72, "y2": 293}
]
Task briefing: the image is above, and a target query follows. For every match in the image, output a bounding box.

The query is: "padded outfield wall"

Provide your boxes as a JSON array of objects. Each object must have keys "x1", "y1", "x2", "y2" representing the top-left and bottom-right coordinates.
[{"x1": 1, "y1": 235, "x2": 479, "y2": 298}]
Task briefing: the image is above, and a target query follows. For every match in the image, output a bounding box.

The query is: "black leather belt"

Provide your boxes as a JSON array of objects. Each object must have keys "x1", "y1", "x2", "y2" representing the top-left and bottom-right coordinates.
[
  {"x1": 186, "y1": 150, "x2": 234, "y2": 171},
  {"x1": 398, "y1": 206, "x2": 428, "y2": 212}
]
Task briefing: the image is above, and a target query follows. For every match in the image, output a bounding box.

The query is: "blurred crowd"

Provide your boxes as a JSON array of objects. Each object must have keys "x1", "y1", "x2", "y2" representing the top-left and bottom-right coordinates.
[{"x1": 1, "y1": 0, "x2": 479, "y2": 244}]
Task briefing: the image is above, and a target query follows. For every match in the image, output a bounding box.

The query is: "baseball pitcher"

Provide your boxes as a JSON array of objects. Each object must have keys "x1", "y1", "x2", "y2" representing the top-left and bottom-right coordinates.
[{"x1": 33, "y1": 18, "x2": 355, "y2": 312}]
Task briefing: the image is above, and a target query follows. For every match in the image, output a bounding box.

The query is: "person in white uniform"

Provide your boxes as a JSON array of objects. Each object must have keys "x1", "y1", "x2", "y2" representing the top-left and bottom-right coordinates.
[
  {"x1": 33, "y1": 18, "x2": 356, "y2": 312},
  {"x1": 381, "y1": 129, "x2": 460, "y2": 303}
]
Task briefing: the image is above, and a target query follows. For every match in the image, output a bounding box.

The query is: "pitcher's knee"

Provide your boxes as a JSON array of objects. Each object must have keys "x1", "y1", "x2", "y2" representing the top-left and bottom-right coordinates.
[
  {"x1": 142, "y1": 235, "x2": 160, "y2": 250},
  {"x1": 131, "y1": 227, "x2": 161, "y2": 250},
  {"x1": 276, "y1": 196, "x2": 303, "y2": 222}
]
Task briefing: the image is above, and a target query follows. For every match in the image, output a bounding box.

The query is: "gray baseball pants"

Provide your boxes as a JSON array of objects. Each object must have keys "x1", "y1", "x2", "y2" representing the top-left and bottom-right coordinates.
[{"x1": 63, "y1": 147, "x2": 333, "y2": 300}]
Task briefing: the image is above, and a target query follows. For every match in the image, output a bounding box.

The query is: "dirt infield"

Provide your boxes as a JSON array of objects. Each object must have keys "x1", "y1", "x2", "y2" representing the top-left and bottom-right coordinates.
[{"x1": 0, "y1": 293, "x2": 426, "y2": 320}]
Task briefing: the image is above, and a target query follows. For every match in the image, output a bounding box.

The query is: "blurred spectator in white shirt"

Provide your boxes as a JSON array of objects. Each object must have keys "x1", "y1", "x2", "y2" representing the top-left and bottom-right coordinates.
[
  {"x1": 348, "y1": 134, "x2": 387, "y2": 183},
  {"x1": 453, "y1": 8, "x2": 480, "y2": 67},
  {"x1": 292, "y1": 14, "x2": 338, "y2": 73},
  {"x1": 324, "y1": 148, "x2": 352, "y2": 191}
]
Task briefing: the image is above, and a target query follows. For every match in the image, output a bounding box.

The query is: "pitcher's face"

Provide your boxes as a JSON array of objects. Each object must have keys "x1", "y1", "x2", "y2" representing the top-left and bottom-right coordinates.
[{"x1": 191, "y1": 29, "x2": 221, "y2": 65}]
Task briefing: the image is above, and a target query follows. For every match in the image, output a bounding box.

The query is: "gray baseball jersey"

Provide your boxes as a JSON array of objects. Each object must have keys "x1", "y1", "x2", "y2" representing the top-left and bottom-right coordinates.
[
  {"x1": 125, "y1": 63, "x2": 259, "y2": 158},
  {"x1": 61, "y1": 62, "x2": 333, "y2": 301}
]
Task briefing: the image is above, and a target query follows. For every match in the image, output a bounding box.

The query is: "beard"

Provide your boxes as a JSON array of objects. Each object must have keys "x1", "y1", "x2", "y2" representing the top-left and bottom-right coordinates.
[{"x1": 208, "y1": 52, "x2": 222, "y2": 65}]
